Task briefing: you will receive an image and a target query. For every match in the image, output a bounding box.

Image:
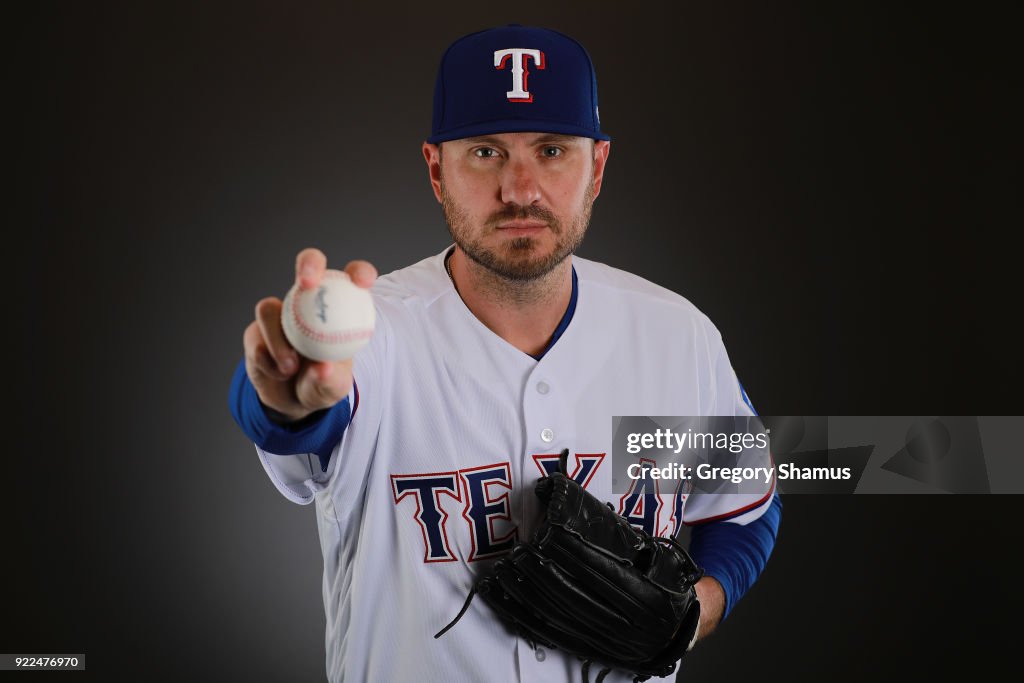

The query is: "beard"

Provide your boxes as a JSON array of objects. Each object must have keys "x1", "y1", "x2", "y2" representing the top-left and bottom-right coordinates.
[{"x1": 441, "y1": 180, "x2": 595, "y2": 282}]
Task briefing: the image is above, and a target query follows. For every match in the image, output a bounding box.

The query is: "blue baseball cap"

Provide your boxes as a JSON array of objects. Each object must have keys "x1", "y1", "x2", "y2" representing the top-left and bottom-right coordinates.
[{"x1": 427, "y1": 25, "x2": 610, "y2": 144}]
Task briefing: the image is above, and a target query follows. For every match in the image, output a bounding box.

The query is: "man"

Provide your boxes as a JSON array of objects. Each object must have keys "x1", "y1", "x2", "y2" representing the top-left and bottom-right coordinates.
[{"x1": 230, "y1": 25, "x2": 780, "y2": 682}]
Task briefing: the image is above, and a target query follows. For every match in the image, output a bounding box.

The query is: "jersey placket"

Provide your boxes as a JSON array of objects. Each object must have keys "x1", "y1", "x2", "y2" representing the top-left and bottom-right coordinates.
[{"x1": 515, "y1": 359, "x2": 577, "y2": 678}]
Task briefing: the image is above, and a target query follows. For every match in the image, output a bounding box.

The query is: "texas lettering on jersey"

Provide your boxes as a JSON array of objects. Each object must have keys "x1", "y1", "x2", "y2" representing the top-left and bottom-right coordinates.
[
  {"x1": 391, "y1": 452, "x2": 687, "y2": 564},
  {"x1": 619, "y1": 458, "x2": 688, "y2": 540}
]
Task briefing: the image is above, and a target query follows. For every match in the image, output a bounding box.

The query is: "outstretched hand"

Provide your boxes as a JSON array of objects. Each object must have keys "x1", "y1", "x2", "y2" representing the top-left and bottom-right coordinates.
[{"x1": 242, "y1": 248, "x2": 377, "y2": 422}]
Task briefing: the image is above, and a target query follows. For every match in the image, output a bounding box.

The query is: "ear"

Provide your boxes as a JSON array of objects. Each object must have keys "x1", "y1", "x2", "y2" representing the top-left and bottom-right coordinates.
[
  {"x1": 423, "y1": 142, "x2": 443, "y2": 203},
  {"x1": 589, "y1": 140, "x2": 611, "y2": 199}
]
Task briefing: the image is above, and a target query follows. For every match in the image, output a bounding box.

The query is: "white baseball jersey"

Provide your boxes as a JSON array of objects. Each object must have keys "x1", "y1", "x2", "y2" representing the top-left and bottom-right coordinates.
[{"x1": 255, "y1": 248, "x2": 773, "y2": 683}]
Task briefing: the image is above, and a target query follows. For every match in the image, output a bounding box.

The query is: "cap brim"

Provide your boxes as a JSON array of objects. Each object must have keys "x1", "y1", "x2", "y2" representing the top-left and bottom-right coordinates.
[{"x1": 427, "y1": 119, "x2": 611, "y2": 144}]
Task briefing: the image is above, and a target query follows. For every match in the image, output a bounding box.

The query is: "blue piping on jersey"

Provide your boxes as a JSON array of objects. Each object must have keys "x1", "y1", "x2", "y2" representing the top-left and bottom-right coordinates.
[
  {"x1": 739, "y1": 382, "x2": 757, "y2": 415},
  {"x1": 529, "y1": 266, "x2": 578, "y2": 361}
]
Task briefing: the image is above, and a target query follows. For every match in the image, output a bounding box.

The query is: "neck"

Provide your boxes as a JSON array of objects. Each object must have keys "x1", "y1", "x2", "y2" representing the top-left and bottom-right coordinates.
[{"x1": 448, "y1": 248, "x2": 572, "y2": 357}]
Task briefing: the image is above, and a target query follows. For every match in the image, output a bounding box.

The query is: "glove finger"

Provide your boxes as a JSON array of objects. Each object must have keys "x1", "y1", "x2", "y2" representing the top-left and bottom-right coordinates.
[
  {"x1": 480, "y1": 562, "x2": 698, "y2": 680},
  {"x1": 510, "y1": 545, "x2": 631, "y2": 628},
  {"x1": 482, "y1": 575, "x2": 684, "y2": 680},
  {"x1": 487, "y1": 559, "x2": 646, "y2": 663},
  {"x1": 478, "y1": 570, "x2": 598, "y2": 656},
  {"x1": 538, "y1": 535, "x2": 682, "y2": 632},
  {"x1": 493, "y1": 551, "x2": 658, "y2": 663},
  {"x1": 474, "y1": 575, "x2": 555, "y2": 649}
]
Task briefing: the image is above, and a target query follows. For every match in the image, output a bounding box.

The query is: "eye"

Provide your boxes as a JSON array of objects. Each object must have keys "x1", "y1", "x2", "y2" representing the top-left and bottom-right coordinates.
[
  {"x1": 541, "y1": 146, "x2": 564, "y2": 158},
  {"x1": 473, "y1": 147, "x2": 500, "y2": 158}
]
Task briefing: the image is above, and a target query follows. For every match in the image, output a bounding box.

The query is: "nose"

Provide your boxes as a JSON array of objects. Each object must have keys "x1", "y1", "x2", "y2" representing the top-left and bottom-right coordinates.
[{"x1": 499, "y1": 158, "x2": 542, "y2": 206}]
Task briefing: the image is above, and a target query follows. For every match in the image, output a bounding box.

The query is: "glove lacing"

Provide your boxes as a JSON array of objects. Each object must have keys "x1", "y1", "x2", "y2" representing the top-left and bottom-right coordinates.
[{"x1": 433, "y1": 586, "x2": 477, "y2": 639}]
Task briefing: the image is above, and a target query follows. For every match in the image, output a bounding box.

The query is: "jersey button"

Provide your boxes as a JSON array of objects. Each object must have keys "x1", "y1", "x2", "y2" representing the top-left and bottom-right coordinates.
[
  {"x1": 534, "y1": 647, "x2": 546, "y2": 662},
  {"x1": 541, "y1": 428, "x2": 554, "y2": 443},
  {"x1": 536, "y1": 381, "x2": 550, "y2": 395}
]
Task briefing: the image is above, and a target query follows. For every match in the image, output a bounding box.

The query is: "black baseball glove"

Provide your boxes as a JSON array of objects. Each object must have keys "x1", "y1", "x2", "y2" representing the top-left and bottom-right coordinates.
[{"x1": 436, "y1": 452, "x2": 703, "y2": 683}]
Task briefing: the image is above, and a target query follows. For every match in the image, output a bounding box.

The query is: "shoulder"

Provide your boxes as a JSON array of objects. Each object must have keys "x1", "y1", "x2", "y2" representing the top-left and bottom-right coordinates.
[
  {"x1": 573, "y1": 255, "x2": 707, "y2": 314},
  {"x1": 371, "y1": 249, "x2": 453, "y2": 307},
  {"x1": 572, "y1": 255, "x2": 723, "y2": 341}
]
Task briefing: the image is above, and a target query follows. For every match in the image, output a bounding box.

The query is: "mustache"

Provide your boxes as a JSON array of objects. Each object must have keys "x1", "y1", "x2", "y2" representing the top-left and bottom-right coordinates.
[{"x1": 486, "y1": 204, "x2": 559, "y2": 229}]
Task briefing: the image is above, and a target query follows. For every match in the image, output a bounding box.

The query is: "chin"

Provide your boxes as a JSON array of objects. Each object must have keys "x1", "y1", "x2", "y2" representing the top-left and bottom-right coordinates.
[{"x1": 494, "y1": 250, "x2": 568, "y2": 281}]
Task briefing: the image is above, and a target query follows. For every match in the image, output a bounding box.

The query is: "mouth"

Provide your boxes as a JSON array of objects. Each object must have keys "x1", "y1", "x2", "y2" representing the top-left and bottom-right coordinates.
[{"x1": 495, "y1": 221, "x2": 548, "y2": 236}]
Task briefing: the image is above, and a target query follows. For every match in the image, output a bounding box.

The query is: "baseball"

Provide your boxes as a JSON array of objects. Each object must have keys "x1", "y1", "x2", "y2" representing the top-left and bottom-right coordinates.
[{"x1": 281, "y1": 269, "x2": 375, "y2": 362}]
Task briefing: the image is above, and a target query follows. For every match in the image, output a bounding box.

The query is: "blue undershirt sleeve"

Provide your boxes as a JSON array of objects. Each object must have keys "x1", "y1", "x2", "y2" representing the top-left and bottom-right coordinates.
[
  {"x1": 688, "y1": 492, "x2": 782, "y2": 620},
  {"x1": 228, "y1": 359, "x2": 351, "y2": 469}
]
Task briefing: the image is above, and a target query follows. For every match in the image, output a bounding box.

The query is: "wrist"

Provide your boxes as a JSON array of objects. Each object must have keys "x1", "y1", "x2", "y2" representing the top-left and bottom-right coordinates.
[{"x1": 694, "y1": 575, "x2": 726, "y2": 641}]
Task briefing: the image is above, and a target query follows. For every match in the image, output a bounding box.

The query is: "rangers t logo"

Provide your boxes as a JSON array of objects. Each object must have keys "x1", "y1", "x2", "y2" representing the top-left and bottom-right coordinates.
[{"x1": 494, "y1": 48, "x2": 546, "y2": 102}]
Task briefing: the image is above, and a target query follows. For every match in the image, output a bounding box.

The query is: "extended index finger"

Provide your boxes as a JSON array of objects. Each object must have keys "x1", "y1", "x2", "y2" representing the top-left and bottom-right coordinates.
[{"x1": 296, "y1": 248, "x2": 327, "y2": 290}]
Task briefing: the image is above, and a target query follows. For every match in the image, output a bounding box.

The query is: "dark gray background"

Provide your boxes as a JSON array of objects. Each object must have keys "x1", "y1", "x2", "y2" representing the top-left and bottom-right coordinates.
[{"x1": 9, "y1": 1, "x2": 1019, "y2": 681}]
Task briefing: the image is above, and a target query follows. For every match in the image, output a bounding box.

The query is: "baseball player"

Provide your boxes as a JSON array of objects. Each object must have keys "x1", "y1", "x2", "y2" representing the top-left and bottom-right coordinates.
[{"x1": 230, "y1": 25, "x2": 781, "y2": 683}]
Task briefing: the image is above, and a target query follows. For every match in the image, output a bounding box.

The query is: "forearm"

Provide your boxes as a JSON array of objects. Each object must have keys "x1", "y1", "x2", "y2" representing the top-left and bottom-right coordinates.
[{"x1": 689, "y1": 492, "x2": 782, "y2": 621}]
